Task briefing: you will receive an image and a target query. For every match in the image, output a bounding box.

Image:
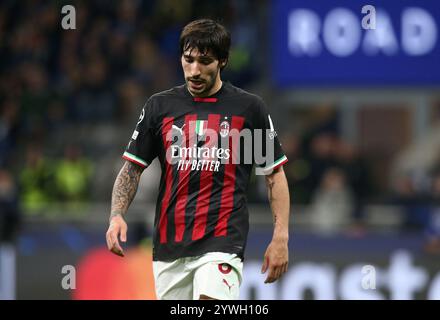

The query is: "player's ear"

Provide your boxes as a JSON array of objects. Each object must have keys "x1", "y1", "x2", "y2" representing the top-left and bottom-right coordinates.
[{"x1": 219, "y1": 59, "x2": 227, "y2": 70}]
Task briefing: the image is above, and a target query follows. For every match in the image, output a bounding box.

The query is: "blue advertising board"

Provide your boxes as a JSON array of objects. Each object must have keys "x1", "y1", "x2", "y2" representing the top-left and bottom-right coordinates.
[{"x1": 272, "y1": 0, "x2": 440, "y2": 86}]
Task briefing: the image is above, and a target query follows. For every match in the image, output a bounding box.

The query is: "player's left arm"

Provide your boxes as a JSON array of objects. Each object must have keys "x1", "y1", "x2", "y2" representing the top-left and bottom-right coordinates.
[{"x1": 261, "y1": 165, "x2": 290, "y2": 283}]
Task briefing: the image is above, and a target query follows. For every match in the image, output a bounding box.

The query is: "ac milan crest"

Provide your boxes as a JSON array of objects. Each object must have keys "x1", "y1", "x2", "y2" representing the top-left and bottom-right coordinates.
[{"x1": 220, "y1": 121, "x2": 230, "y2": 138}]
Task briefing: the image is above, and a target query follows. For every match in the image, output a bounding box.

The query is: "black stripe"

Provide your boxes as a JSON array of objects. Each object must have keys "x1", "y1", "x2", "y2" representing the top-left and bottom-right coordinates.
[
  {"x1": 183, "y1": 167, "x2": 201, "y2": 243},
  {"x1": 204, "y1": 152, "x2": 226, "y2": 237}
]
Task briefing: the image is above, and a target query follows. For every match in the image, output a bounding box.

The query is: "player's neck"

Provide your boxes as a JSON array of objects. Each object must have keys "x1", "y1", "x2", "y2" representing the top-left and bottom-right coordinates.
[{"x1": 207, "y1": 79, "x2": 222, "y2": 97}]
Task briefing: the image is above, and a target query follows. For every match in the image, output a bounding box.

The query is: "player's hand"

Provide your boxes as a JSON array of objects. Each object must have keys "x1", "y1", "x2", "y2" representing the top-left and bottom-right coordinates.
[
  {"x1": 261, "y1": 237, "x2": 289, "y2": 283},
  {"x1": 106, "y1": 214, "x2": 127, "y2": 257}
]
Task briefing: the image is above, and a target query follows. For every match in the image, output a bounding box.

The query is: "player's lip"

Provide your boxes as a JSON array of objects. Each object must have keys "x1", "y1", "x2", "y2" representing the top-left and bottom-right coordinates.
[
  {"x1": 189, "y1": 79, "x2": 205, "y2": 90},
  {"x1": 189, "y1": 79, "x2": 205, "y2": 84}
]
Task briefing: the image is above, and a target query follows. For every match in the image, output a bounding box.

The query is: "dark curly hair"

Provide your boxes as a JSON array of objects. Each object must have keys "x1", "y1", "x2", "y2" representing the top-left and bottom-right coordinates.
[{"x1": 180, "y1": 19, "x2": 231, "y2": 70}]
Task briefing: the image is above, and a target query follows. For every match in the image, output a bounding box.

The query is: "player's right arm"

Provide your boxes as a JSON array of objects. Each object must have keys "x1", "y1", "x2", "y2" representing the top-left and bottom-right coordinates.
[
  {"x1": 107, "y1": 97, "x2": 157, "y2": 256},
  {"x1": 106, "y1": 160, "x2": 145, "y2": 257}
]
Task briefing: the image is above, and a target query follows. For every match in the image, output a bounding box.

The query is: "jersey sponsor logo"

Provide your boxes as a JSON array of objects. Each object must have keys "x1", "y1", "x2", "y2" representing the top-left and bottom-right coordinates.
[
  {"x1": 171, "y1": 145, "x2": 230, "y2": 160},
  {"x1": 172, "y1": 144, "x2": 229, "y2": 172},
  {"x1": 176, "y1": 158, "x2": 222, "y2": 172},
  {"x1": 164, "y1": 115, "x2": 280, "y2": 175},
  {"x1": 169, "y1": 118, "x2": 230, "y2": 173}
]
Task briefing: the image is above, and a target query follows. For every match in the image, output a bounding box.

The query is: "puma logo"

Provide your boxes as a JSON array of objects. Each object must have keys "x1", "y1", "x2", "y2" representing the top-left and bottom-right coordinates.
[
  {"x1": 172, "y1": 124, "x2": 185, "y2": 135},
  {"x1": 222, "y1": 279, "x2": 234, "y2": 292}
]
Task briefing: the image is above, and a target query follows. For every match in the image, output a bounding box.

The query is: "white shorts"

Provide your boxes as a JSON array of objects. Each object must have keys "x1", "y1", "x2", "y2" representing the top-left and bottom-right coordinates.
[{"x1": 153, "y1": 252, "x2": 243, "y2": 300}]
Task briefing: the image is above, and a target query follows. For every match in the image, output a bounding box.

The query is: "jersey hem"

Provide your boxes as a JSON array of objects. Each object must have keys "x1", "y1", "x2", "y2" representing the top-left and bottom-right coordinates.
[{"x1": 153, "y1": 244, "x2": 245, "y2": 262}]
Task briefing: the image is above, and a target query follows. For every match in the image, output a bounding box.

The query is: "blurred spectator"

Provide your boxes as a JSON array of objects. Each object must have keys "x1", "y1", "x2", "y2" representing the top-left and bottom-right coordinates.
[
  {"x1": 54, "y1": 144, "x2": 93, "y2": 211},
  {"x1": 390, "y1": 173, "x2": 432, "y2": 231},
  {"x1": 73, "y1": 56, "x2": 116, "y2": 122},
  {"x1": 19, "y1": 144, "x2": 54, "y2": 214},
  {"x1": 116, "y1": 78, "x2": 146, "y2": 125},
  {"x1": 0, "y1": 168, "x2": 20, "y2": 300},
  {"x1": 310, "y1": 167, "x2": 354, "y2": 235},
  {"x1": 0, "y1": 168, "x2": 21, "y2": 243},
  {"x1": 334, "y1": 139, "x2": 372, "y2": 231},
  {"x1": 0, "y1": 99, "x2": 20, "y2": 167},
  {"x1": 302, "y1": 132, "x2": 338, "y2": 203},
  {"x1": 45, "y1": 98, "x2": 68, "y2": 134},
  {"x1": 423, "y1": 171, "x2": 440, "y2": 254},
  {"x1": 221, "y1": 1, "x2": 259, "y2": 87}
]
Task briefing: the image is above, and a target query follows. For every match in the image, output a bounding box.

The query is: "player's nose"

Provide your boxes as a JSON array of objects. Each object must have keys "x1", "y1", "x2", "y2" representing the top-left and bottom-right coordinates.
[{"x1": 189, "y1": 62, "x2": 201, "y2": 77}]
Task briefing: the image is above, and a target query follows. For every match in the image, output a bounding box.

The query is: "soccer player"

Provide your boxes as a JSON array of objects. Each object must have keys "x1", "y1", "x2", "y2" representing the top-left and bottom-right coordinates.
[{"x1": 106, "y1": 19, "x2": 290, "y2": 300}]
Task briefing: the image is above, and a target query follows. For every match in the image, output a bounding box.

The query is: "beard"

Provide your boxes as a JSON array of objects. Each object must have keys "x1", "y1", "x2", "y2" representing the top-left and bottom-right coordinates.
[{"x1": 186, "y1": 68, "x2": 220, "y2": 97}]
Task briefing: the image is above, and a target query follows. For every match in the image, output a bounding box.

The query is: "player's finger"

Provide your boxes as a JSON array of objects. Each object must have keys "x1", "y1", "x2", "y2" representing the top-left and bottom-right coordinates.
[
  {"x1": 279, "y1": 264, "x2": 286, "y2": 277},
  {"x1": 120, "y1": 225, "x2": 127, "y2": 243},
  {"x1": 282, "y1": 262, "x2": 288, "y2": 275},
  {"x1": 265, "y1": 274, "x2": 275, "y2": 283},
  {"x1": 106, "y1": 228, "x2": 116, "y2": 250},
  {"x1": 261, "y1": 256, "x2": 269, "y2": 274},
  {"x1": 111, "y1": 242, "x2": 124, "y2": 257},
  {"x1": 109, "y1": 232, "x2": 124, "y2": 255},
  {"x1": 269, "y1": 261, "x2": 285, "y2": 283},
  {"x1": 265, "y1": 266, "x2": 276, "y2": 283},
  {"x1": 270, "y1": 266, "x2": 280, "y2": 282},
  {"x1": 275, "y1": 266, "x2": 282, "y2": 280},
  {"x1": 105, "y1": 232, "x2": 113, "y2": 250},
  {"x1": 111, "y1": 246, "x2": 124, "y2": 257},
  {"x1": 112, "y1": 236, "x2": 123, "y2": 253}
]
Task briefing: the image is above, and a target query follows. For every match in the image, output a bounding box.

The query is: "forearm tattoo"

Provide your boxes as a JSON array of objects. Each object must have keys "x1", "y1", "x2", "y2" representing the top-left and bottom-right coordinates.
[
  {"x1": 266, "y1": 177, "x2": 275, "y2": 201},
  {"x1": 266, "y1": 177, "x2": 277, "y2": 223},
  {"x1": 110, "y1": 161, "x2": 144, "y2": 219}
]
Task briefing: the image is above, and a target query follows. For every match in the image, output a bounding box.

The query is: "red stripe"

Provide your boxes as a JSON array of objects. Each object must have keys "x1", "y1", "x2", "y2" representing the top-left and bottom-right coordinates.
[
  {"x1": 122, "y1": 155, "x2": 146, "y2": 168},
  {"x1": 214, "y1": 116, "x2": 245, "y2": 237},
  {"x1": 174, "y1": 114, "x2": 197, "y2": 242},
  {"x1": 159, "y1": 117, "x2": 175, "y2": 244},
  {"x1": 193, "y1": 97, "x2": 218, "y2": 103},
  {"x1": 192, "y1": 114, "x2": 221, "y2": 240}
]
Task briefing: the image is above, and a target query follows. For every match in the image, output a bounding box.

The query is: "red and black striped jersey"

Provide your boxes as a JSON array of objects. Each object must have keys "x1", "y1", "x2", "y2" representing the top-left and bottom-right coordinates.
[{"x1": 123, "y1": 82, "x2": 287, "y2": 261}]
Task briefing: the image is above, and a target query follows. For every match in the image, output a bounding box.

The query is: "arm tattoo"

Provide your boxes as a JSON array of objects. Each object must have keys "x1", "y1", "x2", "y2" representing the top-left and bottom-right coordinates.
[
  {"x1": 266, "y1": 177, "x2": 275, "y2": 201},
  {"x1": 265, "y1": 168, "x2": 290, "y2": 239},
  {"x1": 110, "y1": 161, "x2": 145, "y2": 219},
  {"x1": 266, "y1": 176, "x2": 277, "y2": 223}
]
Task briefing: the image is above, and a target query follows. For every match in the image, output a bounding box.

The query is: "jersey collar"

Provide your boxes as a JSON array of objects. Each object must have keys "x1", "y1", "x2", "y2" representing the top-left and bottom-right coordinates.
[{"x1": 185, "y1": 82, "x2": 226, "y2": 103}]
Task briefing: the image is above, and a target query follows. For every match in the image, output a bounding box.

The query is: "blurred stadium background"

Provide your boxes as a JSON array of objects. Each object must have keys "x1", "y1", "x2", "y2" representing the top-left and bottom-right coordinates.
[{"x1": 1, "y1": 0, "x2": 440, "y2": 300}]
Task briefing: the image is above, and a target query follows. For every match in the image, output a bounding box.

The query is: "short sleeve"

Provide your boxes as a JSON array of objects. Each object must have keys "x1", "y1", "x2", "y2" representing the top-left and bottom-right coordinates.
[
  {"x1": 122, "y1": 98, "x2": 158, "y2": 167},
  {"x1": 253, "y1": 98, "x2": 288, "y2": 175}
]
